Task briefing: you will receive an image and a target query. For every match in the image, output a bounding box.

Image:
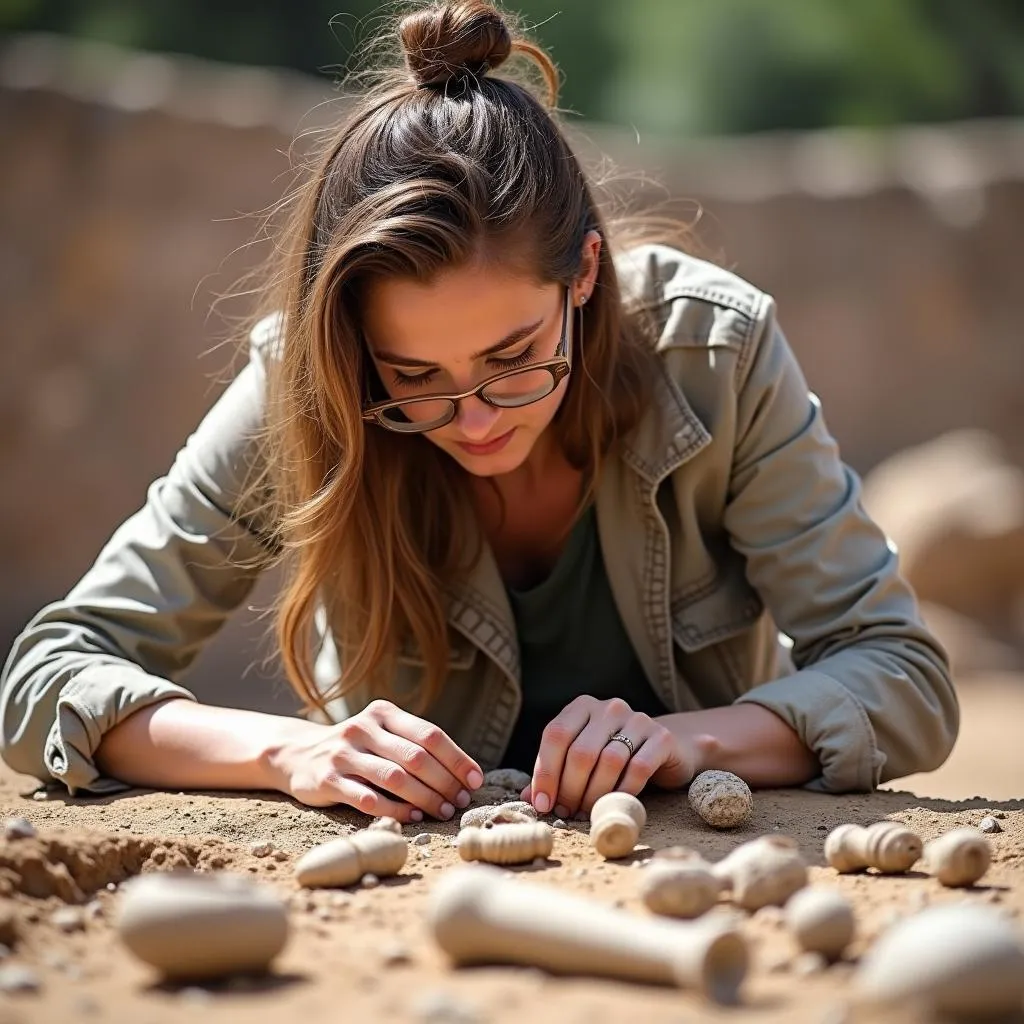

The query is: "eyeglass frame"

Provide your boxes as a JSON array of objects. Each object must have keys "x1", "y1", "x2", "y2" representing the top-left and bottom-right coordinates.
[{"x1": 361, "y1": 284, "x2": 574, "y2": 434}]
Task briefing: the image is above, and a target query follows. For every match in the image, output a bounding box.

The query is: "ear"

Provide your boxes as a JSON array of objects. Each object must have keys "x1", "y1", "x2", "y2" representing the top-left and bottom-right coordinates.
[{"x1": 575, "y1": 229, "x2": 602, "y2": 305}]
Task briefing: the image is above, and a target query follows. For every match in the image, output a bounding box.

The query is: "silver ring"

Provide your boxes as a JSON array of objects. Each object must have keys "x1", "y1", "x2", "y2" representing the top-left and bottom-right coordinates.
[{"x1": 607, "y1": 733, "x2": 636, "y2": 757}]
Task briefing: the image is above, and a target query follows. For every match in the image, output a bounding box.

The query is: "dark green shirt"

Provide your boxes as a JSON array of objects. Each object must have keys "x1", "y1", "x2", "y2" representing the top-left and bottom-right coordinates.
[{"x1": 499, "y1": 503, "x2": 669, "y2": 771}]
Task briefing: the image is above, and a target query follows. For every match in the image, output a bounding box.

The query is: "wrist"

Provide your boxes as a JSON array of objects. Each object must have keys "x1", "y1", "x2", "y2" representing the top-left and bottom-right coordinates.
[{"x1": 259, "y1": 715, "x2": 327, "y2": 794}]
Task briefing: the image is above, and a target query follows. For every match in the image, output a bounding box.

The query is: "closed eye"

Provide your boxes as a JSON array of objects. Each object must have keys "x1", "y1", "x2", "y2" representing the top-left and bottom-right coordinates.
[{"x1": 391, "y1": 342, "x2": 537, "y2": 389}]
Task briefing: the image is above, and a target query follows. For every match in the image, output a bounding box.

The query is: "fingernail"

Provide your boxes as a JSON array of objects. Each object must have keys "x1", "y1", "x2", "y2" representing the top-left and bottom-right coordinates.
[
  {"x1": 440, "y1": 802, "x2": 455, "y2": 819},
  {"x1": 534, "y1": 792, "x2": 550, "y2": 813},
  {"x1": 410, "y1": 809, "x2": 423, "y2": 822},
  {"x1": 467, "y1": 769, "x2": 483, "y2": 789},
  {"x1": 554, "y1": 804, "x2": 569, "y2": 818},
  {"x1": 455, "y1": 789, "x2": 471, "y2": 808}
]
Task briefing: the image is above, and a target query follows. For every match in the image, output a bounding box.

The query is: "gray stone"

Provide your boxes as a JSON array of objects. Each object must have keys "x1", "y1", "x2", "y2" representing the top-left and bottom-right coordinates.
[
  {"x1": 978, "y1": 816, "x2": 1003, "y2": 834},
  {"x1": 0, "y1": 965, "x2": 41, "y2": 993},
  {"x1": 3, "y1": 817, "x2": 36, "y2": 840},
  {"x1": 250, "y1": 841, "x2": 274, "y2": 858},
  {"x1": 412, "y1": 833, "x2": 433, "y2": 846}
]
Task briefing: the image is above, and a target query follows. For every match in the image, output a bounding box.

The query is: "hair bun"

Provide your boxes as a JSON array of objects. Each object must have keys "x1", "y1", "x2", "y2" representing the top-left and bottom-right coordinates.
[{"x1": 400, "y1": 1, "x2": 513, "y2": 89}]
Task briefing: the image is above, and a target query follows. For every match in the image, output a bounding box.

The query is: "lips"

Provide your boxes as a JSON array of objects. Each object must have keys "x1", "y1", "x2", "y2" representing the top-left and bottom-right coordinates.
[{"x1": 455, "y1": 428, "x2": 516, "y2": 456}]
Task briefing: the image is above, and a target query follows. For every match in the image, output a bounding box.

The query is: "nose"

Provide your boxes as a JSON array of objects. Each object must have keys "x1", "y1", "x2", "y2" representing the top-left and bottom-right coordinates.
[{"x1": 454, "y1": 393, "x2": 501, "y2": 441}]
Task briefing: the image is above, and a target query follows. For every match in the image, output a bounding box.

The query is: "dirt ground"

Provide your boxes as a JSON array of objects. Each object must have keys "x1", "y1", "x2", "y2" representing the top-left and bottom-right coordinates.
[{"x1": 0, "y1": 679, "x2": 1021, "y2": 1024}]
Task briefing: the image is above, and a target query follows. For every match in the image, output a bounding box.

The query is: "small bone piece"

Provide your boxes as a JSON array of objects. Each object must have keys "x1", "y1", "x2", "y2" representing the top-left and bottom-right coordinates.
[
  {"x1": 589, "y1": 792, "x2": 646, "y2": 859},
  {"x1": 482, "y1": 769, "x2": 532, "y2": 793},
  {"x1": 784, "y1": 888, "x2": 855, "y2": 961},
  {"x1": 460, "y1": 801, "x2": 538, "y2": 830},
  {"x1": 855, "y1": 904, "x2": 1024, "y2": 1017},
  {"x1": 639, "y1": 861, "x2": 722, "y2": 919},
  {"x1": 429, "y1": 865, "x2": 749, "y2": 1004},
  {"x1": 824, "y1": 822, "x2": 922, "y2": 874},
  {"x1": 116, "y1": 873, "x2": 289, "y2": 980},
  {"x1": 367, "y1": 817, "x2": 403, "y2": 834},
  {"x1": 687, "y1": 771, "x2": 753, "y2": 829},
  {"x1": 712, "y1": 836, "x2": 807, "y2": 911},
  {"x1": 922, "y1": 828, "x2": 992, "y2": 888},
  {"x1": 459, "y1": 823, "x2": 554, "y2": 865},
  {"x1": 294, "y1": 831, "x2": 407, "y2": 888}
]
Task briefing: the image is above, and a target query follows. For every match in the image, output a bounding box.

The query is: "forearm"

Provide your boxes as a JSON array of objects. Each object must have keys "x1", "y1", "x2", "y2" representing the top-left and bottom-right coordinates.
[
  {"x1": 94, "y1": 698, "x2": 318, "y2": 793},
  {"x1": 656, "y1": 703, "x2": 819, "y2": 787}
]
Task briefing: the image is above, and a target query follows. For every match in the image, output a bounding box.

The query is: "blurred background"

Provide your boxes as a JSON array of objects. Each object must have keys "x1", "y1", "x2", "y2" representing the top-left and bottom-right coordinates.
[{"x1": 1, "y1": 2, "x2": 1023, "y2": 798}]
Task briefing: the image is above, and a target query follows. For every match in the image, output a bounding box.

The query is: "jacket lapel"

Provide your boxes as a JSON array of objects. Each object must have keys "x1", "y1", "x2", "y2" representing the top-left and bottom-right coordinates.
[{"x1": 596, "y1": 359, "x2": 712, "y2": 708}]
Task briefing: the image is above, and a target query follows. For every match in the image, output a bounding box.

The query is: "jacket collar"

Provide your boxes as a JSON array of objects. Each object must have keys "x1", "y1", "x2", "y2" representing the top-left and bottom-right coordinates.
[{"x1": 618, "y1": 357, "x2": 712, "y2": 487}]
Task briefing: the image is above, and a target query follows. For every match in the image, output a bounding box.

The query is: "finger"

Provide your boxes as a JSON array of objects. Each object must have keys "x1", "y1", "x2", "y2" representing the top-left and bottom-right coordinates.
[
  {"x1": 366, "y1": 720, "x2": 472, "y2": 810},
  {"x1": 352, "y1": 751, "x2": 459, "y2": 821},
  {"x1": 579, "y1": 715, "x2": 653, "y2": 814},
  {"x1": 377, "y1": 704, "x2": 484, "y2": 793},
  {"x1": 555, "y1": 704, "x2": 631, "y2": 817},
  {"x1": 318, "y1": 772, "x2": 424, "y2": 824},
  {"x1": 531, "y1": 698, "x2": 593, "y2": 814},
  {"x1": 617, "y1": 729, "x2": 674, "y2": 796}
]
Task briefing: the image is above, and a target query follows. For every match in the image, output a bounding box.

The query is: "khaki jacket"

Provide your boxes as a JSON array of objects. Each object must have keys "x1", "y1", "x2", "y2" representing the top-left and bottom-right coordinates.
[{"x1": 0, "y1": 244, "x2": 957, "y2": 796}]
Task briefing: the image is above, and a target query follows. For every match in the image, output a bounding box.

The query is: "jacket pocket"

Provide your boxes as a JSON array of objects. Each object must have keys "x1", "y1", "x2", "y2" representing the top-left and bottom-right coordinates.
[{"x1": 670, "y1": 568, "x2": 764, "y2": 652}]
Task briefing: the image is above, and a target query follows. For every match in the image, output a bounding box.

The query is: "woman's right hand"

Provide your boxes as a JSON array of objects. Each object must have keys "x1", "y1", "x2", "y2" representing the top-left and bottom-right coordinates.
[{"x1": 264, "y1": 699, "x2": 484, "y2": 823}]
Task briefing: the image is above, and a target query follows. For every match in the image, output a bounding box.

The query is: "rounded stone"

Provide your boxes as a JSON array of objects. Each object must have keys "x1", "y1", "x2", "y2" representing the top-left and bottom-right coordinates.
[
  {"x1": 687, "y1": 770, "x2": 753, "y2": 829},
  {"x1": 3, "y1": 817, "x2": 37, "y2": 841},
  {"x1": 784, "y1": 888, "x2": 855, "y2": 960},
  {"x1": 116, "y1": 872, "x2": 289, "y2": 980}
]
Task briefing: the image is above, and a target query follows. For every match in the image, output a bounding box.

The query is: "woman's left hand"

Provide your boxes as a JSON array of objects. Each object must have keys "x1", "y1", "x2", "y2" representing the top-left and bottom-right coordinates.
[{"x1": 521, "y1": 695, "x2": 698, "y2": 818}]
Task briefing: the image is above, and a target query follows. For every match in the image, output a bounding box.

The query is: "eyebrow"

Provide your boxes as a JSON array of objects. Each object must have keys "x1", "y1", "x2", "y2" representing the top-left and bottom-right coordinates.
[{"x1": 372, "y1": 317, "x2": 545, "y2": 369}]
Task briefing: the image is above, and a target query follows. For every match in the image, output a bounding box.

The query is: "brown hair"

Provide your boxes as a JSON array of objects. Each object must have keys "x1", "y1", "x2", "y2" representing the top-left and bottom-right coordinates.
[{"x1": 248, "y1": 0, "x2": 691, "y2": 716}]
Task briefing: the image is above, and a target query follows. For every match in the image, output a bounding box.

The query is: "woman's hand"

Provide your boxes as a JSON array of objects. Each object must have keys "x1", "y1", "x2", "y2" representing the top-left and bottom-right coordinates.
[
  {"x1": 522, "y1": 696, "x2": 698, "y2": 818},
  {"x1": 265, "y1": 699, "x2": 483, "y2": 823}
]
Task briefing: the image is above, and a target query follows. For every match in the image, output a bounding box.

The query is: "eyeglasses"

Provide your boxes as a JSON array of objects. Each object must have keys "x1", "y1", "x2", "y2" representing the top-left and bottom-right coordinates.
[{"x1": 361, "y1": 286, "x2": 573, "y2": 434}]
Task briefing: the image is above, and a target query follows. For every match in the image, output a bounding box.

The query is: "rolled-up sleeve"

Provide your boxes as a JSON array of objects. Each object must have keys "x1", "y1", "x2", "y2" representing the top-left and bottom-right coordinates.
[
  {"x1": 727, "y1": 299, "x2": 958, "y2": 792},
  {"x1": 0, "y1": 320, "x2": 279, "y2": 794}
]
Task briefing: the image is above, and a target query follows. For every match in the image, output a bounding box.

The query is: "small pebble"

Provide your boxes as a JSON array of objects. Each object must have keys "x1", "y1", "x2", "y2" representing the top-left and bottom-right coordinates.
[
  {"x1": 0, "y1": 965, "x2": 41, "y2": 993},
  {"x1": 250, "y1": 841, "x2": 274, "y2": 858},
  {"x1": 993, "y1": 811, "x2": 1006, "y2": 819},
  {"x1": 552, "y1": 819, "x2": 568, "y2": 830},
  {"x1": 978, "y1": 816, "x2": 1003, "y2": 834},
  {"x1": 105, "y1": 883, "x2": 117, "y2": 892},
  {"x1": 31, "y1": 791, "x2": 48, "y2": 802},
  {"x1": 381, "y1": 941, "x2": 412, "y2": 966},
  {"x1": 418, "y1": 848, "x2": 432, "y2": 859},
  {"x1": 273, "y1": 850, "x2": 289, "y2": 862},
  {"x1": 413, "y1": 989, "x2": 481, "y2": 1023},
  {"x1": 793, "y1": 951, "x2": 828, "y2": 977},
  {"x1": 361, "y1": 874, "x2": 380, "y2": 889},
  {"x1": 3, "y1": 817, "x2": 36, "y2": 840},
  {"x1": 179, "y1": 987, "x2": 213, "y2": 1005},
  {"x1": 412, "y1": 833, "x2": 433, "y2": 846},
  {"x1": 51, "y1": 908, "x2": 84, "y2": 934}
]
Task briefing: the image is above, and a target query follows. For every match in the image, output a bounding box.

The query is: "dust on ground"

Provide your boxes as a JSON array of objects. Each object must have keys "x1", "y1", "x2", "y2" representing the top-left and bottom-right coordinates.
[{"x1": 0, "y1": 680, "x2": 1021, "y2": 1024}]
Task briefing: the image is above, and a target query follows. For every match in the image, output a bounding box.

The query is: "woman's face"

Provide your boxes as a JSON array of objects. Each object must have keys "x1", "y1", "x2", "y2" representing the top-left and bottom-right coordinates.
[{"x1": 361, "y1": 261, "x2": 580, "y2": 478}]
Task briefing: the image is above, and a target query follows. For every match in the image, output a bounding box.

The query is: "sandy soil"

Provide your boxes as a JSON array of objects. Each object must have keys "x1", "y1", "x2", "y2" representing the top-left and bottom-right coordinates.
[{"x1": 0, "y1": 682, "x2": 1021, "y2": 1024}]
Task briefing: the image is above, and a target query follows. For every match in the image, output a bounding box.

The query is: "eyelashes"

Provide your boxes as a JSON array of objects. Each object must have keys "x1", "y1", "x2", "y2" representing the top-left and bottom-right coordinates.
[{"x1": 392, "y1": 342, "x2": 537, "y2": 389}]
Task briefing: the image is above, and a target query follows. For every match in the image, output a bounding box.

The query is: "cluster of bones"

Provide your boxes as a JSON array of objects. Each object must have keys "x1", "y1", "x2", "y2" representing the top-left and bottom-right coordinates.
[{"x1": 7, "y1": 767, "x2": 1020, "y2": 1016}]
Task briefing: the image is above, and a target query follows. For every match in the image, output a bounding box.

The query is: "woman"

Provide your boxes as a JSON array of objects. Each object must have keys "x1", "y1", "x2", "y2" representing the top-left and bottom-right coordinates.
[{"x1": 0, "y1": 0, "x2": 957, "y2": 825}]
